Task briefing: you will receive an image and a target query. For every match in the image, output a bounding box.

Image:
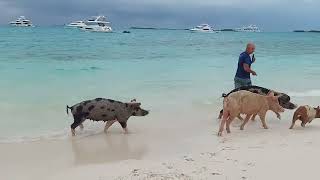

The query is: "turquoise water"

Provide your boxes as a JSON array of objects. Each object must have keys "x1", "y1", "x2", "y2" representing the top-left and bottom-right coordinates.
[{"x1": 1, "y1": 26, "x2": 320, "y2": 140}]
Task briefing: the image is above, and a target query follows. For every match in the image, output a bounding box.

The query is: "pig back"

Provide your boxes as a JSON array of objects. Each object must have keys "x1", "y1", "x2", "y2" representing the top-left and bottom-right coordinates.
[{"x1": 227, "y1": 90, "x2": 267, "y2": 115}]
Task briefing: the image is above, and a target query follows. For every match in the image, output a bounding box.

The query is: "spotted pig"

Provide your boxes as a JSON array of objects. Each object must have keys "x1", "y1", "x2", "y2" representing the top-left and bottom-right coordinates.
[
  {"x1": 289, "y1": 105, "x2": 320, "y2": 129},
  {"x1": 66, "y1": 98, "x2": 149, "y2": 136}
]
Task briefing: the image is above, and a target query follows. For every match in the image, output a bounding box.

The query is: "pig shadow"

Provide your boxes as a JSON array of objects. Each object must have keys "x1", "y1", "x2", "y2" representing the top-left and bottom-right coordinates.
[{"x1": 70, "y1": 132, "x2": 147, "y2": 166}]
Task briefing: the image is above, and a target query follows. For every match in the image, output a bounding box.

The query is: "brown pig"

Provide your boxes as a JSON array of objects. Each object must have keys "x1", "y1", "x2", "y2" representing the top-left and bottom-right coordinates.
[
  {"x1": 289, "y1": 105, "x2": 320, "y2": 129},
  {"x1": 218, "y1": 90, "x2": 284, "y2": 136}
]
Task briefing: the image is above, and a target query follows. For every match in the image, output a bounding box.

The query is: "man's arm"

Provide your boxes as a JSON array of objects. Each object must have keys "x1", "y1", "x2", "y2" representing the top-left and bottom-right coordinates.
[{"x1": 243, "y1": 63, "x2": 257, "y2": 76}]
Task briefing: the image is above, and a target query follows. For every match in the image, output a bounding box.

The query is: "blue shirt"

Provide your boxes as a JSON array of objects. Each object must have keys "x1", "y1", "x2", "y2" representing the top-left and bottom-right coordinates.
[{"x1": 235, "y1": 52, "x2": 252, "y2": 79}]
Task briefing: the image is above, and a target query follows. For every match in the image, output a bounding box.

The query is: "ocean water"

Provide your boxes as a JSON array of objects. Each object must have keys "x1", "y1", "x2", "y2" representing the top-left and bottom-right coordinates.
[{"x1": 0, "y1": 26, "x2": 320, "y2": 141}]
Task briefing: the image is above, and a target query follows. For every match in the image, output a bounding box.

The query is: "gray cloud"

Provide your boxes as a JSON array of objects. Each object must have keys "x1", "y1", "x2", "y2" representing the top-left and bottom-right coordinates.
[{"x1": 1, "y1": 0, "x2": 319, "y2": 31}]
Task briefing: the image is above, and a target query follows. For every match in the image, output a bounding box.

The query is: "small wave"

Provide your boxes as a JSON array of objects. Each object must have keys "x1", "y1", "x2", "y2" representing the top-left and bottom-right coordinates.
[{"x1": 289, "y1": 90, "x2": 320, "y2": 97}]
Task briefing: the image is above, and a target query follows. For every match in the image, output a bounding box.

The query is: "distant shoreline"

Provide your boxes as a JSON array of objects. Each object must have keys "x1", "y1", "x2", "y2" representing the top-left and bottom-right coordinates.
[
  {"x1": 293, "y1": 30, "x2": 320, "y2": 33},
  {"x1": 130, "y1": 26, "x2": 236, "y2": 32}
]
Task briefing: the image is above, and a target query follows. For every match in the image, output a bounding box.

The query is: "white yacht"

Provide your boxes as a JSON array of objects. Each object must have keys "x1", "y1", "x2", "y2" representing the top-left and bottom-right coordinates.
[
  {"x1": 235, "y1": 25, "x2": 261, "y2": 32},
  {"x1": 80, "y1": 16, "x2": 112, "y2": 32},
  {"x1": 190, "y1": 24, "x2": 216, "y2": 32},
  {"x1": 9, "y1": 16, "x2": 34, "y2": 27},
  {"x1": 66, "y1": 21, "x2": 86, "y2": 28}
]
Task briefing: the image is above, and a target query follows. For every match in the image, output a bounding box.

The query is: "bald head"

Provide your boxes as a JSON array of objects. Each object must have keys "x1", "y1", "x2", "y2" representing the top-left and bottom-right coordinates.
[{"x1": 246, "y1": 43, "x2": 256, "y2": 54}]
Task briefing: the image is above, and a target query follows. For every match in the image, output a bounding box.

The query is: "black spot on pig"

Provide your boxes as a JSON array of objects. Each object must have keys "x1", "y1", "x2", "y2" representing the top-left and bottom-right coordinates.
[
  {"x1": 102, "y1": 114, "x2": 107, "y2": 117},
  {"x1": 111, "y1": 109, "x2": 115, "y2": 112},
  {"x1": 83, "y1": 112, "x2": 89, "y2": 117},
  {"x1": 88, "y1": 105, "x2": 95, "y2": 111},
  {"x1": 108, "y1": 99, "x2": 115, "y2": 103},
  {"x1": 76, "y1": 106, "x2": 83, "y2": 113},
  {"x1": 95, "y1": 98, "x2": 103, "y2": 101},
  {"x1": 100, "y1": 106, "x2": 105, "y2": 109}
]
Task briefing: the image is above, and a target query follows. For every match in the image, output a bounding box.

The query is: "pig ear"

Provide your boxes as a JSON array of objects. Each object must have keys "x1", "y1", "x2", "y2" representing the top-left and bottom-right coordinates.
[{"x1": 131, "y1": 99, "x2": 137, "y2": 102}]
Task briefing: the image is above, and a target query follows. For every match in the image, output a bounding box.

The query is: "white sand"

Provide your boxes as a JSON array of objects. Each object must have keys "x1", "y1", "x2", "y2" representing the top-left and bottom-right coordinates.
[{"x1": 2, "y1": 101, "x2": 320, "y2": 180}]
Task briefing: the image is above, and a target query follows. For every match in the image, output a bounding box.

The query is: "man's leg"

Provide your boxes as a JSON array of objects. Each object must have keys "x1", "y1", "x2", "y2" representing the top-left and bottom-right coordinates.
[
  {"x1": 246, "y1": 79, "x2": 252, "y2": 86},
  {"x1": 234, "y1": 77, "x2": 250, "y2": 89},
  {"x1": 234, "y1": 77, "x2": 244, "y2": 89}
]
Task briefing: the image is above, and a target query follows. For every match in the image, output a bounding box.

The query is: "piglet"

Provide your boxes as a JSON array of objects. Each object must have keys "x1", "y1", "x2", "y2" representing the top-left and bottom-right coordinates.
[{"x1": 289, "y1": 105, "x2": 320, "y2": 129}]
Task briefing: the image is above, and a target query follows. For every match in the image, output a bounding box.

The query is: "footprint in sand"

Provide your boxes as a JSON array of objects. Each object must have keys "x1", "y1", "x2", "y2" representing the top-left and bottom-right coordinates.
[
  {"x1": 162, "y1": 163, "x2": 174, "y2": 169},
  {"x1": 183, "y1": 156, "x2": 195, "y2": 162},
  {"x1": 247, "y1": 162, "x2": 255, "y2": 167},
  {"x1": 212, "y1": 172, "x2": 222, "y2": 176}
]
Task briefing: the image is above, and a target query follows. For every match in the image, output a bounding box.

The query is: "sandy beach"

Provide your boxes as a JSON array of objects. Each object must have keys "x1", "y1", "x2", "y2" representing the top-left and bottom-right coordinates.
[
  {"x1": 1, "y1": 0, "x2": 320, "y2": 179},
  {"x1": 2, "y1": 96, "x2": 320, "y2": 180}
]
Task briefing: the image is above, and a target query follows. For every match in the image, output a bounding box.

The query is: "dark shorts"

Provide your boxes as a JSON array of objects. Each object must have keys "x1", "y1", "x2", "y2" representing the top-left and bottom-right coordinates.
[{"x1": 234, "y1": 77, "x2": 252, "y2": 89}]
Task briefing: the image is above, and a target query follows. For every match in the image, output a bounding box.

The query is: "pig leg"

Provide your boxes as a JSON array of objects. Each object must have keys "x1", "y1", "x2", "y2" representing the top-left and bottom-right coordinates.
[
  {"x1": 237, "y1": 114, "x2": 244, "y2": 121},
  {"x1": 240, "y1": 114, "x2": 252, "y2": 130},
  {"x1": 289, "y1": 114, "x2": 299, "y2": 129},
  {"x1": 275, "y1": 112, "x2": 281, "y2": 120},
  {"x1": 218, "y1": 109, "x2": 223, "y2": 119},
  {"x1": 218, "y1": 111, "x2": 229, "y2": 136},
  {"x1": 104, "y1": 120, "x2": 116, "y2": 133},
  {"x1": 226, "y1": 115, "x2": 236, "y2": 133},
  {"x1": 119, "y1": 122, "x2": 129, "y2": 134},
  {"x1": 251, "y1": 114, "x2": 257, "y2": 121},
  {"x1": 258, "y1": 112, "x2": 268, "y2": 129},
  {"x1": 70, "y1": 117, "x2": 84, "y2": 136}
]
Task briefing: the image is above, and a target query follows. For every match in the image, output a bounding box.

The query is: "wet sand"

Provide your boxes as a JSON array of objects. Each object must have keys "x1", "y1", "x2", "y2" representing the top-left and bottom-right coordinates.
[{"x1": 2, "y1": 101, "x2": 320, "y2": 180}]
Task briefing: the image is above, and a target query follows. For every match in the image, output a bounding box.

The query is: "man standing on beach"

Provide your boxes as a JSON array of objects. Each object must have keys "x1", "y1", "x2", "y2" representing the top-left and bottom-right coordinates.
[{"x1": 234, "y1": 43, "x2": 257, "y2": 88}]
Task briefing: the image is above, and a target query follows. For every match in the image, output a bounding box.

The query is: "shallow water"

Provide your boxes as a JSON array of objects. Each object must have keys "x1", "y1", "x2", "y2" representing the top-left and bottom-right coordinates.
[{"x1": 0, "y1": 26, "x2": 320, "y2": 140}]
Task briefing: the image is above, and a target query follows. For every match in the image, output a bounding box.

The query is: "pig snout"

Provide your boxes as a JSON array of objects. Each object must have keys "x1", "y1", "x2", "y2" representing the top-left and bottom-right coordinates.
[
  {"x1": 142, "y1": 109, "x2": 149, "y2": 116},
  {"x1": 132, "y1": 108, "x2": 149, "y2": 116}
]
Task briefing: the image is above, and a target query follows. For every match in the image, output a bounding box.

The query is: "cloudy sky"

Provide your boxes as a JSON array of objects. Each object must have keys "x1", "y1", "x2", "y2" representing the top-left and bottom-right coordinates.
[{"x1": 1, "y1": 0, "x2": 319, "y2": 31}]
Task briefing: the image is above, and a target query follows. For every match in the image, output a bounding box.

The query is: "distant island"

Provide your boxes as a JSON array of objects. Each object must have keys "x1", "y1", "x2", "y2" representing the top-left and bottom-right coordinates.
[
  {"x1": 293, "y1": 30, "x2": 320, "y2": 33},
  {"x1": 130, "y1": 27, "x2": 188, "y2": 30},
  {"x1": 130, "y1": 27, "x2": 236, "y2": 32}
]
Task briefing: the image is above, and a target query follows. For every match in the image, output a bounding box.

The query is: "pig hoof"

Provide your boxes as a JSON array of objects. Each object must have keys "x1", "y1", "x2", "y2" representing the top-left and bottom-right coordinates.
[
  {"x1": 263, "y1": 127, "x2": 268, "y2": 129},
  {"x1": 226, "y1": 130, "x2": 231, "y2": 133},
  {"x1": 71, "y1": 129, "x2": 76, "y2": 136},
  {"x1": 217, "y1": 132, "x2": 223, "y2": 136},
  {"x1": 124, "y1": 128, "x2": 129, "y2": 134},
  {"x1": 240, "y1": 126, "x2": 244, "y2": 130}
]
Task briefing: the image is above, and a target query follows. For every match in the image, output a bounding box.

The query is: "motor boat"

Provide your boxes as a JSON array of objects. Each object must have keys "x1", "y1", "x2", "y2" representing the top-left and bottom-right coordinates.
[
  {"x1": 66, "y1": 21, "x2": 86, "y2": 28},
  {"x1": 235, "y1": 25, "x2": 261, "y2": 32},
  {"x1": 9, "y1": 16, "x2": 34, "y2": 27},
  {"x1": 190, "y1": 24, "x2": 215, "y2": 32},
  {"x1": 80, "y1": 16, "x2": 112, "y2": 32}
]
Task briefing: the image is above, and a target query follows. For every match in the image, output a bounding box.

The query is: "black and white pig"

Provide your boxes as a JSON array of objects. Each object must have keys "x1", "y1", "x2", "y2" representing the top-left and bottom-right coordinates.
[{"x1": 66, "y1": 98, "x2": 149, "y2": 136}]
